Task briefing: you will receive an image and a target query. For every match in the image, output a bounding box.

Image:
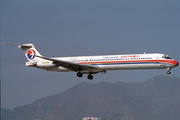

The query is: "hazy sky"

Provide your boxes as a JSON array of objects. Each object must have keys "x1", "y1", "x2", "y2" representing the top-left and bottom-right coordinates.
[{"x1": 1, "y1": 0, "x2": 180, "y2": 109}]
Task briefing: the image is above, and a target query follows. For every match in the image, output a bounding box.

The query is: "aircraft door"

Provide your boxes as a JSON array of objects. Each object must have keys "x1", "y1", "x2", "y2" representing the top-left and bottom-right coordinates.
[{"x1": 155, "y1": 57, "x2": 159, "y2": 63}]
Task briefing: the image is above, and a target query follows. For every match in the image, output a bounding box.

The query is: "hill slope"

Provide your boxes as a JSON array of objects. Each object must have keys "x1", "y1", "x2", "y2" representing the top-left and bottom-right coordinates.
[{"x1": 2, "y1": 75, "x2": 180, "y2": 120}]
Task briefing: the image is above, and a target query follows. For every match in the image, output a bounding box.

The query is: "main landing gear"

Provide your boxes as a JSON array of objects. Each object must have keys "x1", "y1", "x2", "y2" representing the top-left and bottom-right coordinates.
[
  {"x1": 77, "y1": 72, "x2": 93, "y2": 80},
  {"x1": 87, "y1": 74, "x2": 93, "y2": 80},
  {"x1": 167, "y1": 68, "x2": 171, "y2": 75},
  {"x1": 77, "y1": 72, "x2": 83, "y2": 77}
]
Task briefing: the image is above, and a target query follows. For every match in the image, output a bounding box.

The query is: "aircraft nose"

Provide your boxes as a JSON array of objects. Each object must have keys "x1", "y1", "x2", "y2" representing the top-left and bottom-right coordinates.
[{"x1": 177, "y1": 62, "x2": 179, "y2": 66}]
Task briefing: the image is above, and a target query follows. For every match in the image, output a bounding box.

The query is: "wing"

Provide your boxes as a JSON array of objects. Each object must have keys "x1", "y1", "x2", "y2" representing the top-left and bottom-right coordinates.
[{"x1": 36, "y1": 55, "x2": 102, "y2": 73}]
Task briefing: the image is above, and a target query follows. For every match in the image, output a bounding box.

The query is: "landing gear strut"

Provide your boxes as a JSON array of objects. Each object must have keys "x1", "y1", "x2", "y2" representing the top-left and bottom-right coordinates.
[
  {"x1": 167, "y1": 68, "x2": 171, "y2": 75},
  {"x1": 87, "y1": 74, "x2": 93, "y2": 80},
  {"x1": 77, "y1": 72, "x2": 83, "y2": 77}
]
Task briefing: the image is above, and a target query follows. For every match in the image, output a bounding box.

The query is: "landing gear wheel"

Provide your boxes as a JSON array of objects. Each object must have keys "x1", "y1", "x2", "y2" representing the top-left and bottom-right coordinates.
[
  {"x1": 77, "y1": 72, "x2": 83, "y2": 77},
  {"x1": 87, "y1": 74, "x2": 93, "y2": 80},
  {"x1": 167, "y1": 71, "x2": 171, "y2": 74}
]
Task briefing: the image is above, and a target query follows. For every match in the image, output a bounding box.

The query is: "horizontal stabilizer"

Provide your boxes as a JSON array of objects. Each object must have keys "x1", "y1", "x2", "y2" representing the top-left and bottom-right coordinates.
[{"x1": 2, "y1": 43, "x2": 33, "y2": 48}]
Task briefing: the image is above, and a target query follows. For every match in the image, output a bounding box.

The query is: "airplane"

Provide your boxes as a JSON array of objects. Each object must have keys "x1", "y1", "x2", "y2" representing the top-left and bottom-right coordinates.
[{"x1": 3, "y1": 43, "x2": 179, "y2": 80}]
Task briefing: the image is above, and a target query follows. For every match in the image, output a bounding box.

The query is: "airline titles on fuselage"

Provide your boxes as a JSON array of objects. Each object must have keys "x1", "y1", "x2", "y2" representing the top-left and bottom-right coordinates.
[{"x1": 69, "y1": 55, "x2": 153, "y2": 63}]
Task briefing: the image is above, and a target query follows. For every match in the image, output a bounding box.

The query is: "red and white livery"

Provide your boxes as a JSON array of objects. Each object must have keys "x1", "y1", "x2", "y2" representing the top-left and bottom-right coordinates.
[{"x1": 4, "y1": 43, "x2": 178, "y2": 80}]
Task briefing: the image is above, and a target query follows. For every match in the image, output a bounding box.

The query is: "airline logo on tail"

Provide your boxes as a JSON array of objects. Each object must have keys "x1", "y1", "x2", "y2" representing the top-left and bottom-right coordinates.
[{"x1": 27, "y1": 49, "x2": 36, "y2": 60}]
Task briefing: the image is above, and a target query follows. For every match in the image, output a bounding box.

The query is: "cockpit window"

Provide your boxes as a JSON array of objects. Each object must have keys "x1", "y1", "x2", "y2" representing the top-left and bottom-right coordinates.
[
  {"x1": 166, "y1": 57, "x2": 171, "y2": 59},
  {"x1": 162, "y1": 55, "x2": 171, "y2": 59}
]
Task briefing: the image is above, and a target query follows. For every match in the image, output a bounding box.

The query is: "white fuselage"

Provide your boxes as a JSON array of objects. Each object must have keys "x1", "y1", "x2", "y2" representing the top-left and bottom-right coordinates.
[
  {"x1": 32, "y1": 53, "x2": 178, "y2": 74},
  {"x1": 4, "y1": 43, "x2": 178, "y2": 80}
]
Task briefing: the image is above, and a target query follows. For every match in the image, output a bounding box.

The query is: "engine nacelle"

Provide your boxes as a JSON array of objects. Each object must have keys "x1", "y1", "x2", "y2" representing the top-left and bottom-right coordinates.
[{"x1": 36, "y1": 61, "x2": 56, "y2": 68}]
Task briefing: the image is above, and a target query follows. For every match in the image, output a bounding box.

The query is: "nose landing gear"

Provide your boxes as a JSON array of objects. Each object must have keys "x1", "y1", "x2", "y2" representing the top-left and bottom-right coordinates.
[
  {"x1": 167, "y1": 68, "x2": 171, "y2": 74},
  {"x1": 167, "y1": 71, "x2": 171, "y2": 74}
]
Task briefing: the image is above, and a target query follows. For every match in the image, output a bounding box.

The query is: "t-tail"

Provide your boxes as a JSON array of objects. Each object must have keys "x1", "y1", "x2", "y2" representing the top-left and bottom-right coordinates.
[{"x1": 2, "y1": 43, "x2": 43, "y2": 67}]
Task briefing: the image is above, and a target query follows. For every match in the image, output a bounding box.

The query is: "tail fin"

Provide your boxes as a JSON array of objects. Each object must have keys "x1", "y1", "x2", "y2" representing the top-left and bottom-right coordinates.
[
  {"x1": 18, "y1": 43, "x2": 42, "y2": 62},
  {"x1": 2, "y1": 43, "x2": 43, "y2": 62}
]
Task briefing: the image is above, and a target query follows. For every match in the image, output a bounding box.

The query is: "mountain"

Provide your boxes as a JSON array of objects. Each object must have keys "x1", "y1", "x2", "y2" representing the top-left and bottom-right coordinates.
[{"x1": 1, "y1": 75, "x2": 180, "y2": 120}]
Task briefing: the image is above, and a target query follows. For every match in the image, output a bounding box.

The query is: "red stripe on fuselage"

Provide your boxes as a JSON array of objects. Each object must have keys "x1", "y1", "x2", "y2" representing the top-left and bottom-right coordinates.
[
  {"x1": 165, "y1": 59, "x2": 178, "y2": 66},
  {"x1": 78, "y1": 59, "x2": 178, "y2": 66}
]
